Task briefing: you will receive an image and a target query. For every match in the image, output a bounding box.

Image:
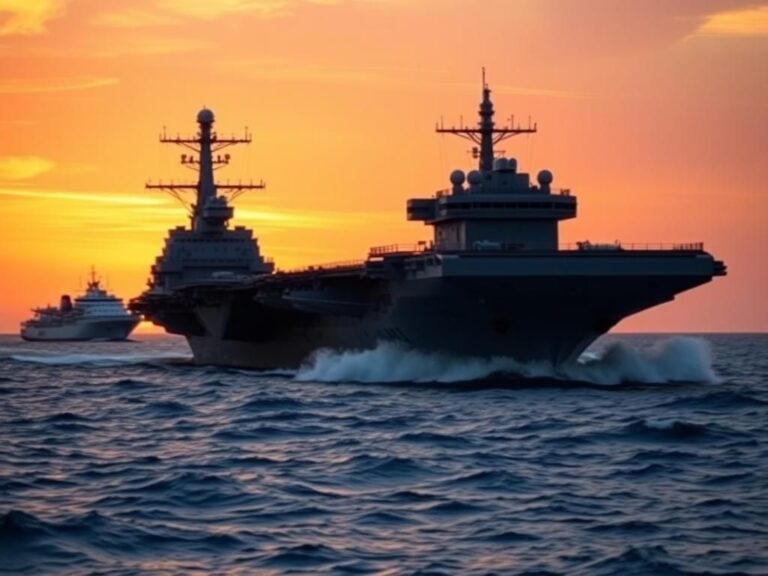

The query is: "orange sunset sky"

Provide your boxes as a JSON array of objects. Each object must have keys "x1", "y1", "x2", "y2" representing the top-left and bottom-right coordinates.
[{"x1": 0, "y1": 0, "x2": 766, "y2": 334}]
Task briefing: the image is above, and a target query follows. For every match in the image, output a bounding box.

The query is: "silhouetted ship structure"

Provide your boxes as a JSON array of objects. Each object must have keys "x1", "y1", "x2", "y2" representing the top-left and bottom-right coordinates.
[
  {"x1": 22, "y1": 269, "x2": 140, "y2": 341},
  {"x1": 130, "y1": 79, "x2": 727, "y2": 368}
]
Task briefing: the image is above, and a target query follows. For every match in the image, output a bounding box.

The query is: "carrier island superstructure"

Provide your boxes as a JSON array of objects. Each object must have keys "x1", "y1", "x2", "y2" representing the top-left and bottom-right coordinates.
[{"x1": 130, "y1": 81, "x2": 726, "y2": 368}]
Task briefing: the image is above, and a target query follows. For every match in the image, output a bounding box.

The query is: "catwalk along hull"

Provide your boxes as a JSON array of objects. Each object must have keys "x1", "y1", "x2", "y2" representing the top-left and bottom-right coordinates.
[
  {"x1": 139, "y1": 250, "x2": 723, "y2": 369},
  {"x1": 20, "y1": 317, "x2": 140, "y2": 342}
]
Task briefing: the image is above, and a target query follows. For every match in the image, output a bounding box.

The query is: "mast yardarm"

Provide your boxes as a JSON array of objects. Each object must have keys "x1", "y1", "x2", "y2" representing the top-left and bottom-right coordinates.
[
  {"x1": 436, "y1": 69, "x2": 537, "y2": 173},
  {"x1": 146, "y1": 108, "x2": 265, "y2": 230}
]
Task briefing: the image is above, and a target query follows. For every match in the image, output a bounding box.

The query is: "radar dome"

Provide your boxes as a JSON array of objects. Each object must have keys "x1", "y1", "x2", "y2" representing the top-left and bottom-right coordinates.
[
  {"x1": 508, "y1": 157, "x2": 518, "y2": 172},
  {"x1": 197, "y1": 108, "x2": 215, "y2": 124},
  {"x1": 537, "y1": 169, "x2": 553, "y2": 185},
  {"x1": 449, "y1": 170, "x2": 466, "y2": 185},
  {"x1": 467, "y1": 170, "x2": 483, "y2": 185}
]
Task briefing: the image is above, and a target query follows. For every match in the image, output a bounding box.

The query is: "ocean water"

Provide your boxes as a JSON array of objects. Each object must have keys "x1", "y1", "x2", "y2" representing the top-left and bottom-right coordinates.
[{"x1": 0, "y1": 333, "x2": 766, "y2": 575}]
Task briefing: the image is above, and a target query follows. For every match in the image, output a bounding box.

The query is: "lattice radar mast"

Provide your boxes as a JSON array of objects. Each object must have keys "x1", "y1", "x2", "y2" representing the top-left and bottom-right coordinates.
[{"x1": 146, "y1": 108, "x2": 265, "y2": 231}]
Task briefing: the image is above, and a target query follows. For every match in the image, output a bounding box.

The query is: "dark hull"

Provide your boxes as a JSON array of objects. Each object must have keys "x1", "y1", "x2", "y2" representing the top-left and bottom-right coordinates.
[{"x1": 139, "y1": 266, "x2": 717, "y2": 369}]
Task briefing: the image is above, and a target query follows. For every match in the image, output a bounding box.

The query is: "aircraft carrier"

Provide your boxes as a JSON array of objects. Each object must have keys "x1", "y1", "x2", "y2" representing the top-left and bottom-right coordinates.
[{"x1": 130, "y1": 77, "x2": 727, "y2": 369}]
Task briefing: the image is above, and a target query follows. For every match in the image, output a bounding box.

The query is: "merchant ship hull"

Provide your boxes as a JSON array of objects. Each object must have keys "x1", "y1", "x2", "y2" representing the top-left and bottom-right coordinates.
[{"x1": 21, "y1": 318, "x2": 140, "y2": 342}]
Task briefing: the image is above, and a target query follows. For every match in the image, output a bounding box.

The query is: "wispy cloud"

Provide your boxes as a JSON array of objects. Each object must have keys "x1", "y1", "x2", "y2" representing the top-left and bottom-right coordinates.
[
  {"x1": 0, "y1": 76, "x2": 118, "y2": 94},
  {"x1": 0, "y1": 187, "x2": 168, "y2": 206},
  {"x1": 0, "y1": 0, "x2": 67, "y2": 36},
  {"x1": 0, "y1": 186, "x2": 399, "y2": 230},
  {"x1": 694, "y1": 6, "x2": 768, "y2": 37},
  {"x1": 0, "y1": 157, "x2": 95, "y2": 182},
  {"x1": 134, "y1": 204, "x2": 398, "y2": 230},
  {"x1": 0, "y1": 156, "x2": 54, "y2": 180},
  {"x1": 239, "y1": 207, "x2": 352, "y2": 229},
  {"x1": 241, "y1": 204, "x2": 400, "y2": 228}
]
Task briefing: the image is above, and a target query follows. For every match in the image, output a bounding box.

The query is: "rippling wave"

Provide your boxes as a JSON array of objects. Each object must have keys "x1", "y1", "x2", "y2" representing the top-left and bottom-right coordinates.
[
  {"x1": 2, "y1": 350, "x2": 191, "y2": 367},
  {"x1": 0, "y1": 333, "x2": 766, "y2": 575}
]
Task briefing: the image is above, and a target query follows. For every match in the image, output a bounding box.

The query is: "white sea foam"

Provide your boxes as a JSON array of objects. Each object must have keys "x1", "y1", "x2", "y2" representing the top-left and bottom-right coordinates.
[
  {"x1": 566, "y1": 337, "x2": 718, "y2": 385},
  {"x1": 294, "y1": 337, "x2": 718, "y2": 385},
  {"x1": 642, "y1": 418, "x2": 679, "y2": 430},
  {"x1": 295, "y1": 342, "x2": 548, "y2": 383},
  {"x1": 9, "y1": 351, "x2": 191, "y2": 367}
]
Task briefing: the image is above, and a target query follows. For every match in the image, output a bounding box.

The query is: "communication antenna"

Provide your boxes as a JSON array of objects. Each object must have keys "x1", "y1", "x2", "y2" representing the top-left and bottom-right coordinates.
[{"x1": 436, "y1": 69, "x2": 537, "y2": 172}]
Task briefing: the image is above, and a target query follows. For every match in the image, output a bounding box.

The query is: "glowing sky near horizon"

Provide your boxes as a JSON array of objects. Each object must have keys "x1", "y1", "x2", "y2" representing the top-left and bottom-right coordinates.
[{"x1": 0, "y1": 0, "x2": 766, "y2": 333}]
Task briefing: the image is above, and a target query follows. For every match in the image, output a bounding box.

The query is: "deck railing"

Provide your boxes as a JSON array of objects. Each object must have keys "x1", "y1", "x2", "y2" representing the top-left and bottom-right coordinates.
[
  {"x1": 369, "y1": 243, "x2": 432, "y2": 256},
  {"x1": 276, "y1": 241, "x2": 706, "y2": 275},
  {"x1": 566, "y1": 242, "x2": 704, "y2": 252},
  {"x1": 280, "y1": 259, "x2": 365, "y2": 275},
  {"x1": 369, "y1": 241, "x2": 705, "y2": 256}
]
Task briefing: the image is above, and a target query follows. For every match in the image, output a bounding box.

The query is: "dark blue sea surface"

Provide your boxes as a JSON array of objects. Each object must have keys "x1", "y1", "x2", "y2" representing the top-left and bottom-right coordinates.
[{"x1": 1, "y1": 333, "x2": 766, "y2": 575}]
